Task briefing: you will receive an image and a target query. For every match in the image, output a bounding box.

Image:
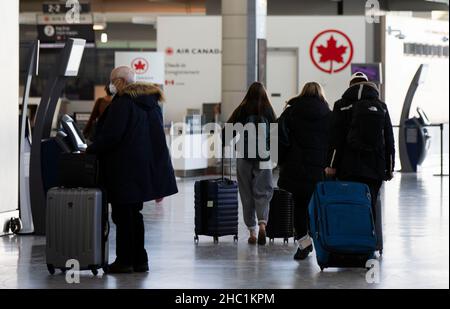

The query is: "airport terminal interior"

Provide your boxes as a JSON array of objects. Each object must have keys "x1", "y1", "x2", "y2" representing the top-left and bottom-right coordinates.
[{"x1": 0, "y1": 0, "x2": 449, "y2": 290}]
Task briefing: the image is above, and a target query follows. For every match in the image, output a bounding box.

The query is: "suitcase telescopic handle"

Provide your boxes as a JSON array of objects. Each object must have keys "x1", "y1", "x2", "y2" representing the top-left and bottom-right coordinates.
[
  {"x1": 221, "y1": 144, "x2": 233, "y2": 181},
  {"x1": 221, "y1": 144, "x2": 224, "y2": 181}
]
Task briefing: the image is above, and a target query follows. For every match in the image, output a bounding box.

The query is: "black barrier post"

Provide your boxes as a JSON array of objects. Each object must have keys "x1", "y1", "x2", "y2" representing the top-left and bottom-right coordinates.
[{"x1": 434, "y1": 123, "x2": 449, "y2": 177}]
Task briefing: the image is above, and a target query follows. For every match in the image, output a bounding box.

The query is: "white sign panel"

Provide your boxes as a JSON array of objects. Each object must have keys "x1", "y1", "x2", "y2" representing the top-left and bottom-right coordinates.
[
  {"x1": 115, "y1": 52, "x2": 165, "y2": 85},
  {"x1": 156, "y1": 16, "x2": 365, "y2": 121},
  {"x1": 157, "y1": 16, "x2": 222, "y2": 123},
  {"x1": 267, "y1": 16, "x2": 366, "y2": 107}
]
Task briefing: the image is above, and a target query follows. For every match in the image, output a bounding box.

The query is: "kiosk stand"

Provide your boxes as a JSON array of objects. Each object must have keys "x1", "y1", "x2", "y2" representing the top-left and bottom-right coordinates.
[
  {"x1": 17, "y1": 40, "x2": 40, "y2": 234},
  {"x1": 397, "y1": 64, "x2": 448, "y2": 176},
  {"x1": 398, "y1": 64, "x2": 430, "y2": 173},
  {"x1": 29, "y1": 38, "x2": 86, "y2": 235}
]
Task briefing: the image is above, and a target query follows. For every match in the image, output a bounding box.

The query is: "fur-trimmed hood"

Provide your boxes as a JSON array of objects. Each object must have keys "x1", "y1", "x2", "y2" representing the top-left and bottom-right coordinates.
[{"x1": 120, "y1": 82, "x2": 165, "y2": 101}]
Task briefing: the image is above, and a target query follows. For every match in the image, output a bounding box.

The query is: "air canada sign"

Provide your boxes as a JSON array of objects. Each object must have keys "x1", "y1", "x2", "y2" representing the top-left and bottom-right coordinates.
[
  {"x1": 310, "y1": 29, "x2": 354, "y2": 74},
  {"x1": 165, "y1": 47, "x2": 221, "y2": 56}
]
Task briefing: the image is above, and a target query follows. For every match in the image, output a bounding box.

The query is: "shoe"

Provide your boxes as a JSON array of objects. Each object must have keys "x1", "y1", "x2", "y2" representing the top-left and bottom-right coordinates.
[
  {"x1": 133, "y1": 263, "x2": 149, "y2": 273},
  {"x1": 257, "y1": 229, "x2": 267, "y2": 246},
  {"x1": 248, "y1": 235, "x2": 257, "y2": 245},
  {"x1": 105, "y1": 261, "x2": 133, "y2": 274},
  {"x1": 294, "y1": 245, "x2": 313, "y2": 261}
]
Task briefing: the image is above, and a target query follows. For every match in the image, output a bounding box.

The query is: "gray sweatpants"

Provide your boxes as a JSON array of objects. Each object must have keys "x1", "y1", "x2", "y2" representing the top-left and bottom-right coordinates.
[{"x1": 236, "y1": 159, "x2": 274, "y2": 231}]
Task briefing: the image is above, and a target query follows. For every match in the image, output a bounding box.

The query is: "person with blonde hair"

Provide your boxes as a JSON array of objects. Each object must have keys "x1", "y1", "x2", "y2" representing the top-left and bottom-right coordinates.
[{"x1": 278, "y1": 82, "x2": 331, "y2": 260}]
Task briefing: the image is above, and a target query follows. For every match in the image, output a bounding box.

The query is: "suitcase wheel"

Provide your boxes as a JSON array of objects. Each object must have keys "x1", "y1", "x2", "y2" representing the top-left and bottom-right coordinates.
[
  {"x1": 319, "y1": 265, "x2": 325, "y2": 272},
  {"x1": 47, "y1": 264, "x2": 55, "y2": 275},
  {"x1": 269, "y1": 238, "x2": 274, "y2": 244},
  {"x1": 284, "y1": 238, "x2": 289, "y2": 244},
  {"x1": 213, "y1": 236, "x2": 219, "y2": 244},
  {"x1": 233, "y1": 235, "x2": 238, "y2": 243},
  {"x1": 379, "y1": 249, "x2": 383, "y2": 256},
  {"x1": 194, "y1": 235, "x2": 199, "y2": 244}
]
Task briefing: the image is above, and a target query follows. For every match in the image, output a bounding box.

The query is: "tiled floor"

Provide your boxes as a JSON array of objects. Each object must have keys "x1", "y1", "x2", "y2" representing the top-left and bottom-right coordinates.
[{"x1": 0, "y1": 171, "x2": 448, "y2": 289}]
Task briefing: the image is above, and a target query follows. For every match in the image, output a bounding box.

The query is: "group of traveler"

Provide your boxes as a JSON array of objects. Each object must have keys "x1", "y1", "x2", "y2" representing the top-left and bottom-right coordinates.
[
  {"x1": 86, "y1": 65, "x2": 395, "y2": 274},
  {"x1": 225, "y1": 72, "x2": 395, "y2": 261}
]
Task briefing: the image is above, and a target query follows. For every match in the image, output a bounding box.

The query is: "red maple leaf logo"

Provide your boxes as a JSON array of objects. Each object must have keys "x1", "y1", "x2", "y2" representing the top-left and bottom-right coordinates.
[
  {"x1": 316, "y1": 35, "x2": 348, "y2": 72},
  {"x1": 134, "y1": 60, "x2": 146, "y2": 71},
  {"x1": 166, "y1": 47, "x2": 174, "y2": 56}
]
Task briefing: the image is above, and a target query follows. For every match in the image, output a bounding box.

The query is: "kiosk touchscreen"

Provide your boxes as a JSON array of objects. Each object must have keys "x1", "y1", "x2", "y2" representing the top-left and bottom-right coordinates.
[
  {"x1": 60, "y1": 115, "x2": 87, "y2": 152},
  {"x1": 417, "y1": 107, "x2": 431, "y2": 126}
]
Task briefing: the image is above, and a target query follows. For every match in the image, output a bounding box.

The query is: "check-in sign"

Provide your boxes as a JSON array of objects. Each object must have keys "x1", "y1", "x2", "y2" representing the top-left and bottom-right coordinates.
[{"x1": 115, "y1": 52, "x2": 165, "y2": 85}]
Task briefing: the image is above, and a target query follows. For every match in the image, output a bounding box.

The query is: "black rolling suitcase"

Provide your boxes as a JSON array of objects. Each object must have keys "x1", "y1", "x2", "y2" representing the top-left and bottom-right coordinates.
[
  {"x1": 58, "y1": 153, "x2": 99, "y2": 188},
  {"x1": 266, "y1": 188, "x2": 295, "y2": 243},
  {"x1": 194, "y1": 155, "x2": 239, "y2": 244}
]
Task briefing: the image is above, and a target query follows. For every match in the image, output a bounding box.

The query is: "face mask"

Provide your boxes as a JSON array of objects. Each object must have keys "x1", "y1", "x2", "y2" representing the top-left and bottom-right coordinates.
[{"x1": 109, "y1": 82, "x2": 117, "y2": 95}]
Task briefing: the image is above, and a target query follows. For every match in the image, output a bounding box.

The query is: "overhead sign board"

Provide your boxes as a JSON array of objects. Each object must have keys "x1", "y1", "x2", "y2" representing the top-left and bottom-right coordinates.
[
  {"x1": 43, "y1": 2, "x2": 90, "y2": 14},
  {"x1": 37, "y1": 14, "x2": 94, "y2": 45}
]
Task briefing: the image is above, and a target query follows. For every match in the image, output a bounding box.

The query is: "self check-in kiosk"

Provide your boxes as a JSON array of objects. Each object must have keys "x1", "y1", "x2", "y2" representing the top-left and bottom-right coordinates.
[
  {"x1": 399, "y1": 64, "x2": 432, "y2": 173},
  {"x1": 29, "y1": 38, "x2": 86, "y2": 235},
  {"x1": 15, "y1": 41, "x2": 40, "y2": 235}
]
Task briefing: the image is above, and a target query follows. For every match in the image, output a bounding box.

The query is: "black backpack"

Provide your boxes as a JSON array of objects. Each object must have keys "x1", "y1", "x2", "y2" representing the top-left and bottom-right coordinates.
[
  {"x1": 347, "y1": 100, "x2": 386, "y2": 152},
  {"x1": 242, "y1": 115, "x2": 271, "y2": 161}
]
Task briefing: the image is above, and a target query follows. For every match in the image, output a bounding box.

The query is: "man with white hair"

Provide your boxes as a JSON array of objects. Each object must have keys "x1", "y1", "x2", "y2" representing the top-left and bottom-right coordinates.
[
  {"x1": 87, "y1": 66, "x2": 178, "y2": 274},
  {"x1": 108, "y1": 66, "x2": 137, "y2": 95}
]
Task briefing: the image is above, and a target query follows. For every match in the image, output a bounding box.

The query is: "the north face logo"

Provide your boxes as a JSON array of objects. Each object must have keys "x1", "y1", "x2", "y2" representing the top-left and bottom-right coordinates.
[{"x1": 368, "y1": 107, "x2": 378, "y2": 112}]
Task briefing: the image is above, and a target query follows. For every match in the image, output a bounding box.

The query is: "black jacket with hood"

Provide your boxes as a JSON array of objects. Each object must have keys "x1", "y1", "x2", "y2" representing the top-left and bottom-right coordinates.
[
  {"x1": 87, "y1": 83, "x2": 178, "y2": 204},
  {"x1": 224, "y1": 102, "x2": 277, "y2": 162},
  {"x1": 327, "y1": 82, "x2": 395, "y2": 181},
  {"x1": 277, "y1": 95, "x2": 332, "y2": 194}
]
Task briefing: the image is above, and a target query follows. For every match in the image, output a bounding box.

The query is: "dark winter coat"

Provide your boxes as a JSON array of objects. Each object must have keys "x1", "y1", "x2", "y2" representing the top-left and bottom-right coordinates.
[
  {"x1": 327, "y1": 82, "x2": 395, "y2": 181},
  {"x1": 277, "y1": 95, "x2": 332, "y2": 194},
  {"x1": 224, "y1": 103, "x2": 277, "y2": 161},
  {"x1": 87, "y1": 83, "x2": 178, "y2": 204}
]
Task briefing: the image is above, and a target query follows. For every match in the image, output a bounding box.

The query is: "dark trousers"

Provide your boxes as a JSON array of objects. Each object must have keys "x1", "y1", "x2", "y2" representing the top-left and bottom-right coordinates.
[
  {"x1": 292, "y1": 183, "x2": 316, "y2": 240},
  {"x1": 111, "y1": 202, "x2": 148, "y2": 266},
  {"x1": 341, "y1": 176, "x2": 382, "y2": 221}
]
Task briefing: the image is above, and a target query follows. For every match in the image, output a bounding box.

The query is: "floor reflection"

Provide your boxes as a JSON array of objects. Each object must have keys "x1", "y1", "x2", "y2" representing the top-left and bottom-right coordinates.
[{"x1": 0, "y1": 172, "x2": 448, "y2": 289}]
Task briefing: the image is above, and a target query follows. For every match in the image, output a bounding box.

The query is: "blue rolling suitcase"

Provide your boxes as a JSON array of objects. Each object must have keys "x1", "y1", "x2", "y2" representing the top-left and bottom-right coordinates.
[
  {"x1": 194, "y1": 155, "x2": 239, "y2": 244},
  {"x1": 308, "y1": 181, "x2": 377, "y2": 271}
]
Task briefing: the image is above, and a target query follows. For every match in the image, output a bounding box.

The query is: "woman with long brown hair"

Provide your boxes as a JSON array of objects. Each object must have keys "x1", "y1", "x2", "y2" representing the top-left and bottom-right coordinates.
[
  {"x1": 278, "y1": 82, "x2": 331, "y2": 260},
  {"x1": 226, "y1": 82, "x2": 277, "y2": 246}
]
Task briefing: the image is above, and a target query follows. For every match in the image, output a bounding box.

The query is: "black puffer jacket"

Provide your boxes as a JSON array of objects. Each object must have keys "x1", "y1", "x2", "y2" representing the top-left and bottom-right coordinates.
[
  {"x1": 277, "y1": 95, "x2": 331, "y2": 194},
  {"x1": 87, "y1": 83, "x2": 178, "y2": 204},
  {"x1": 327, "y1": 82, "x2": 395, "y2": 181}
]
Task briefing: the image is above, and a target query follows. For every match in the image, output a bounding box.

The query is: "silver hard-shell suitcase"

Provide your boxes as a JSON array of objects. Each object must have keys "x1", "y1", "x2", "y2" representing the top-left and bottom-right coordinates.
[{"x1": 46, "y1": 188, "x2": 109, "y2": 276}]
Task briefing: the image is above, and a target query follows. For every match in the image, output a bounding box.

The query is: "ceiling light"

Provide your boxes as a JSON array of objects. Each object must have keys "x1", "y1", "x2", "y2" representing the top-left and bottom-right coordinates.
[
  {"x1": 101, "y1": 33, "x2": 108, "y2": 43},
  {"x1": 93, "y1": 24, "x2": 106, "y2": 31}
]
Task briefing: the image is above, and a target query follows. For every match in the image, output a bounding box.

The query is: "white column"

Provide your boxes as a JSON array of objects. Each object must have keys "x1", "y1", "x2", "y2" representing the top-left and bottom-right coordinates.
[
  {"x1": 0, "y1": 1, "x2": 19, "y2": 218},
  {"x1": 221, "y1": 0, "x2": 267, "y2": 121}
]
